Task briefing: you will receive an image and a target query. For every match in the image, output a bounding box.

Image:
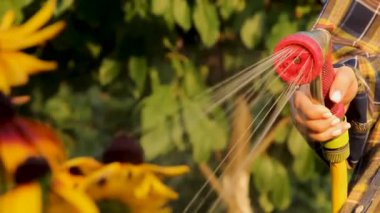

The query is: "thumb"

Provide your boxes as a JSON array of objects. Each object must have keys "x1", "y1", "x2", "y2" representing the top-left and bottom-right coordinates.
[{"x1": 329, "y1": 66, "x2": 358, "y2": 104}]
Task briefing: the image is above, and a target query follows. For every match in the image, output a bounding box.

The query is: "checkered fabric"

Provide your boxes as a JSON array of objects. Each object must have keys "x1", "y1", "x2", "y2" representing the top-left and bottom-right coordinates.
[{"x1": 312, "y1": 0, "x2": 380, "y2": 167}]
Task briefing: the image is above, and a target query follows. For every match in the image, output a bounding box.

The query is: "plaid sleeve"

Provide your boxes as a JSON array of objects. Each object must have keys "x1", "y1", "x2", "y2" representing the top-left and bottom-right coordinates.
[
  {"x1": 333, "y1": 56, "x2": 376, "y2": 167},
  {"x1": 312, "y1": 0, "x2": 380, "y2": 167}
]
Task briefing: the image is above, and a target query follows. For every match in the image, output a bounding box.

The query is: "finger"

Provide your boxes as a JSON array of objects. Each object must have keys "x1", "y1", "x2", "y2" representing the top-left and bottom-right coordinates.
[
  {"x1": 304, "y1": 116, "x2": 341, "y2": 133},
  {"x1": 309, "y1": 121, "x2": 351, "y2": 142},
  {"x1": 330, "y1": 66, "x2": 358, "y2": 104},
  {"x1": 293, "y1": 91, "x2": 332, "y2": 119}
]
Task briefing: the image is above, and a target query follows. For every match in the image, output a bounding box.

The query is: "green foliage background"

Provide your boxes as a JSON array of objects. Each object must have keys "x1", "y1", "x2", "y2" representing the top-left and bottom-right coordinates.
[{"x1": 4, "y1": 0, "x2": 333, "y2": 212}]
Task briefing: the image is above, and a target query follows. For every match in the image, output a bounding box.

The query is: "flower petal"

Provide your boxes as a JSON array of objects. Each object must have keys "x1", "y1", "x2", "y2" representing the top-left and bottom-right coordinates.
[
  {"x1": 14, "y1": 118, "x2": 66, "y2": 172},
  {"x1": 140, "y1": 164, "x2": 190, "y2": 176},
  {"x1": 0, "y1": 21, "x2": 66, "y2": 51},
  {"x1": 0, "y1": 182, "x2": 42, "y2": 213},
  {"x1": 63, "y1": 157, "x2": 103, "y2": 176},
  {"x1": 0, "y1": 52, "x2": 29, "y2": 86},
  {"x1": 49, "y1": 173, "x2": 99, "y2": 213},
  {"x1": 5, "y1": 51, "x2": 57, "y2": 74},
  {"x1": 0, "y1": 0, "x2": 57, "y2": 39},
  {"x1": 0, "y1": 122, "x2": 38, "y2": 175},
  {"x1": 0, "y1": 10, "x2": 16, "y2": 31}
]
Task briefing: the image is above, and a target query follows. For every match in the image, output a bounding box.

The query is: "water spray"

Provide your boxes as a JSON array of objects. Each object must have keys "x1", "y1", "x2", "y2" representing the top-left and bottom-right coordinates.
[{"x1": 274, "y1": 29, "x2": 349, "y2": 213}]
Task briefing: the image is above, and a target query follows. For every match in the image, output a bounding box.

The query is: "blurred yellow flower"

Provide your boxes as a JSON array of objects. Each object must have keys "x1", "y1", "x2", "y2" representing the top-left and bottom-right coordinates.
[
  {"x1": 0, "y1": 0, "x2": 65, "y2": 94},
  {"x1": 0, "y1": 93, "x2": 65, "y2": 184},
  {"x1": 50, "y1": 157, "x2": 189, "y2": 213}
]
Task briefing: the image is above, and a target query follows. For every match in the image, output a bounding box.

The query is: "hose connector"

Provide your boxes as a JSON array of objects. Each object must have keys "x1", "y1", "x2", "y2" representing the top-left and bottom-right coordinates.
[{"x1": 323, "y1": 128, "x2": 350, "y2": 163}]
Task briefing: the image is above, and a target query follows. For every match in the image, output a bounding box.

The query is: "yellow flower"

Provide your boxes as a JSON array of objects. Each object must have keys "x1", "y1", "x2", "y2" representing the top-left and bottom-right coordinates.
[
  {"x1": 82, "y1": 162, "x2": 189, "y2": 213},
  {"x1": 0, "y1": 94, "x2": 65, "y2": 182},
  {"x1": 0, "y1": 0, "x2": 65, "y2": 94},
  {"x1": 47, "y1": 172, "x2": 99, "y2": 213},
  {"x1": 51, "y1": 157, "x2": 189, "y2": 213}
]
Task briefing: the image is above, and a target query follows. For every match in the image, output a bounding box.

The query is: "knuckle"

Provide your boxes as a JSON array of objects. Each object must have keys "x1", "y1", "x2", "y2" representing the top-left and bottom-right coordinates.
[
  {"x1": 309, "y1": 132, "x2": 328, "y2": 142},
  {"x1": 305, "y1": 120, "x2": 329, "y2": 132}
]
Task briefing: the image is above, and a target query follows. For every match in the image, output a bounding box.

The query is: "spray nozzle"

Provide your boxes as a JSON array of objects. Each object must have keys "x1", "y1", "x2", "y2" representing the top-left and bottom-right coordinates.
[{"x1": 273, "y1": 29, "x2": 331, "y2": 86}]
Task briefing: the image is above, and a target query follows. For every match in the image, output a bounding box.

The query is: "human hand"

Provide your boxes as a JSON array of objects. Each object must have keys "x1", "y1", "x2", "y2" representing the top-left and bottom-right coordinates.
[{"x1": 291, "y1": 66, "x2": 358, "y2": 142}]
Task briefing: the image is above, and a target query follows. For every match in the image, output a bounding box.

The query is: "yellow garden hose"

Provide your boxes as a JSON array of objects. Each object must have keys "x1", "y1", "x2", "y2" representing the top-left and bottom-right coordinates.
[
  {"x1": 323, "y1": 129, "x2": 350, "y2": 213},
  {"x1": 330, "y1": 161, "x2": 348, "y2": 213}
]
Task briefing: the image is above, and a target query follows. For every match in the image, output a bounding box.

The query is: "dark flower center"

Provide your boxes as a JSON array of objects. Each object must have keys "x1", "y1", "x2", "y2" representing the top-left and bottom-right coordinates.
[
  {"x1": 102, "y1": 133, "x2": 144, "y2": 165},
  {"x1": 14, "y1": 156, "x2": 51, "y2": 184}
]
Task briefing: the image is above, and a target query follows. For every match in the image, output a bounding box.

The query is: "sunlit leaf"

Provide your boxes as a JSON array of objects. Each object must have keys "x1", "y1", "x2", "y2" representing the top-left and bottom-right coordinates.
[
  {"x1": 183, "y1": 61, "x2": 204, "y2": 96},
  {"x1": 270, "y1": 160, "x2": 291, "y2": 210},
  {"x1": 193, "y1": 0, "x2": 220, "y2": 47},
  {"x1": 56, "y1": 0, "x2": 74, "y2": 15},
  {"x1": 99, "y1": 58, "x2": 122, "y2": 86},
  {"x1": 182, "y1": 98, "x2": 227, "y2": 162},
  {"x1": 141, "y1": 75, "x2": 184, "y2": 159},
  {"x1": 0, "y1": 0, "x2": 32, "y2": 22},
  {"x1": 240, "y1": 12, "x2": 263, "y2": 49},
  {"x1": 218, "y1": 0, "x2": 245, "y2": 20},
  {"x1": 128, "y1": 56, "x2": 148, "y2": 98},
  {"x1": 173, "y1": 0, "x2": 191, "y2": 31},
  {"x1": 151, "y1": 0, "x2": 171, "y2": 16},
  {"x1": 274, "y1": 124, "x2": 289, "y2": 144},
  {"x1": 287, "y1": 126, "x2": 307, "y2": 157},
  {"x1": 258, "y1": 192, "x2": 275, "y2": 213},
  {"x1": 295, "y1": 5, "x2": 312, "y2": 19},
  {"x1": 252, "y1": 154, "x2": 275, "y2": 193}
]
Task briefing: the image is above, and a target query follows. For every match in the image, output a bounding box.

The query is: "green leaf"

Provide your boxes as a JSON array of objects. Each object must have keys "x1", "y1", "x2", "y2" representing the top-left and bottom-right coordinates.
[
  {"x1": 56, "y1": 0, "x2": 74, "y2": 15},
  {"x1": 86, "y1": 42, "x2": 101, "y2": 58},
  {"x1": 258, "y1": 193, "x2": 275, "y2": 213},
  {"x1": 45, "y1": 97, "x2": 72, "y2": 125},
  {"x1": 141, "y1": 83, "x2": 184, "y2": 159},
  {"x1": 44, "y1": 85, "x2": 73, "y2": 125},
  {"x1": 252, "y1": 154, "x2": 275, "y2": 193},
  {"x1": 287, "y1": 126, "x2": 307, "y2": 157},
  {"x1": 183, "y1": 60, "x2": 205, "y2": 96},
  {"x1": 292, "y1": 147, "x2": 316, "y2": 182},
  {"x1": 124, "y1": 0, "x2": 149, "y2": 21},
  {"x1": 151, "y1": 0, "x2": 171, "y2": 15},
  {"x1": 265, "y1": 13, "x2": 297, "y2": 51},
  {"x1": 270, "y1": 160, "x2": 291, "y2": 210},
  {"x1": 193, "y1": 0, "x2": 220, "y2": 47},
  {"x1": 182, "y1": 98, "x2": 227, "y2": 162},
  {"x1": 99, "y1": 58, "x2": 122, "y2": 86},
  {"x1": 0, "y1": 0, "x2": 32, "y2": 22},
  {"x1": 240, "y1": 12, "x2": 264, "y2": 49},
  {"x1": 218, "y1": 0, "x2": 246, "y2": 20},
  {"x1": 128, "y1": 56, "x2": 148, "y2": 98},
  {"x1": 273, "y1": 124, "x2": 289, "y2": 144},
  {"x1": 173, "y1": 0, "x2": 191, "y2": 31}
]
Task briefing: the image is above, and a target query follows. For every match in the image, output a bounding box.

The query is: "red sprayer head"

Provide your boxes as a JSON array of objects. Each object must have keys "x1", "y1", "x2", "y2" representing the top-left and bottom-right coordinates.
[{"x1": 273, "y1": 29, "x2": 344, "y2": 118}]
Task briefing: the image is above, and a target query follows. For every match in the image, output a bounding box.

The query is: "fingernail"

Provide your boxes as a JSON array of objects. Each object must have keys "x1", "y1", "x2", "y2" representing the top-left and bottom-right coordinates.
[
  {"x1": 330, "y1": 118, "x2": 340, "y2": 125},
  {"x1": 323, "y1": 112, "x2": 333, "y2": 118},
  {"x1": 331, "y1": 129, "x2": 342, "y2": 136},
  {"x1": 344, "y1": 123, "x2": 351, "y2": 129},
  {"x1": 331, "y1": 91, "x2": 342, "y2": 103}
]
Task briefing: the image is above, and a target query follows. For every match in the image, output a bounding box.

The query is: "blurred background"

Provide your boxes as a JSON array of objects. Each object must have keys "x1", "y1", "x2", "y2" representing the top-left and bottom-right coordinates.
[{"x1": 2, "y1": 0, "x2": 332, "y2": 212}]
